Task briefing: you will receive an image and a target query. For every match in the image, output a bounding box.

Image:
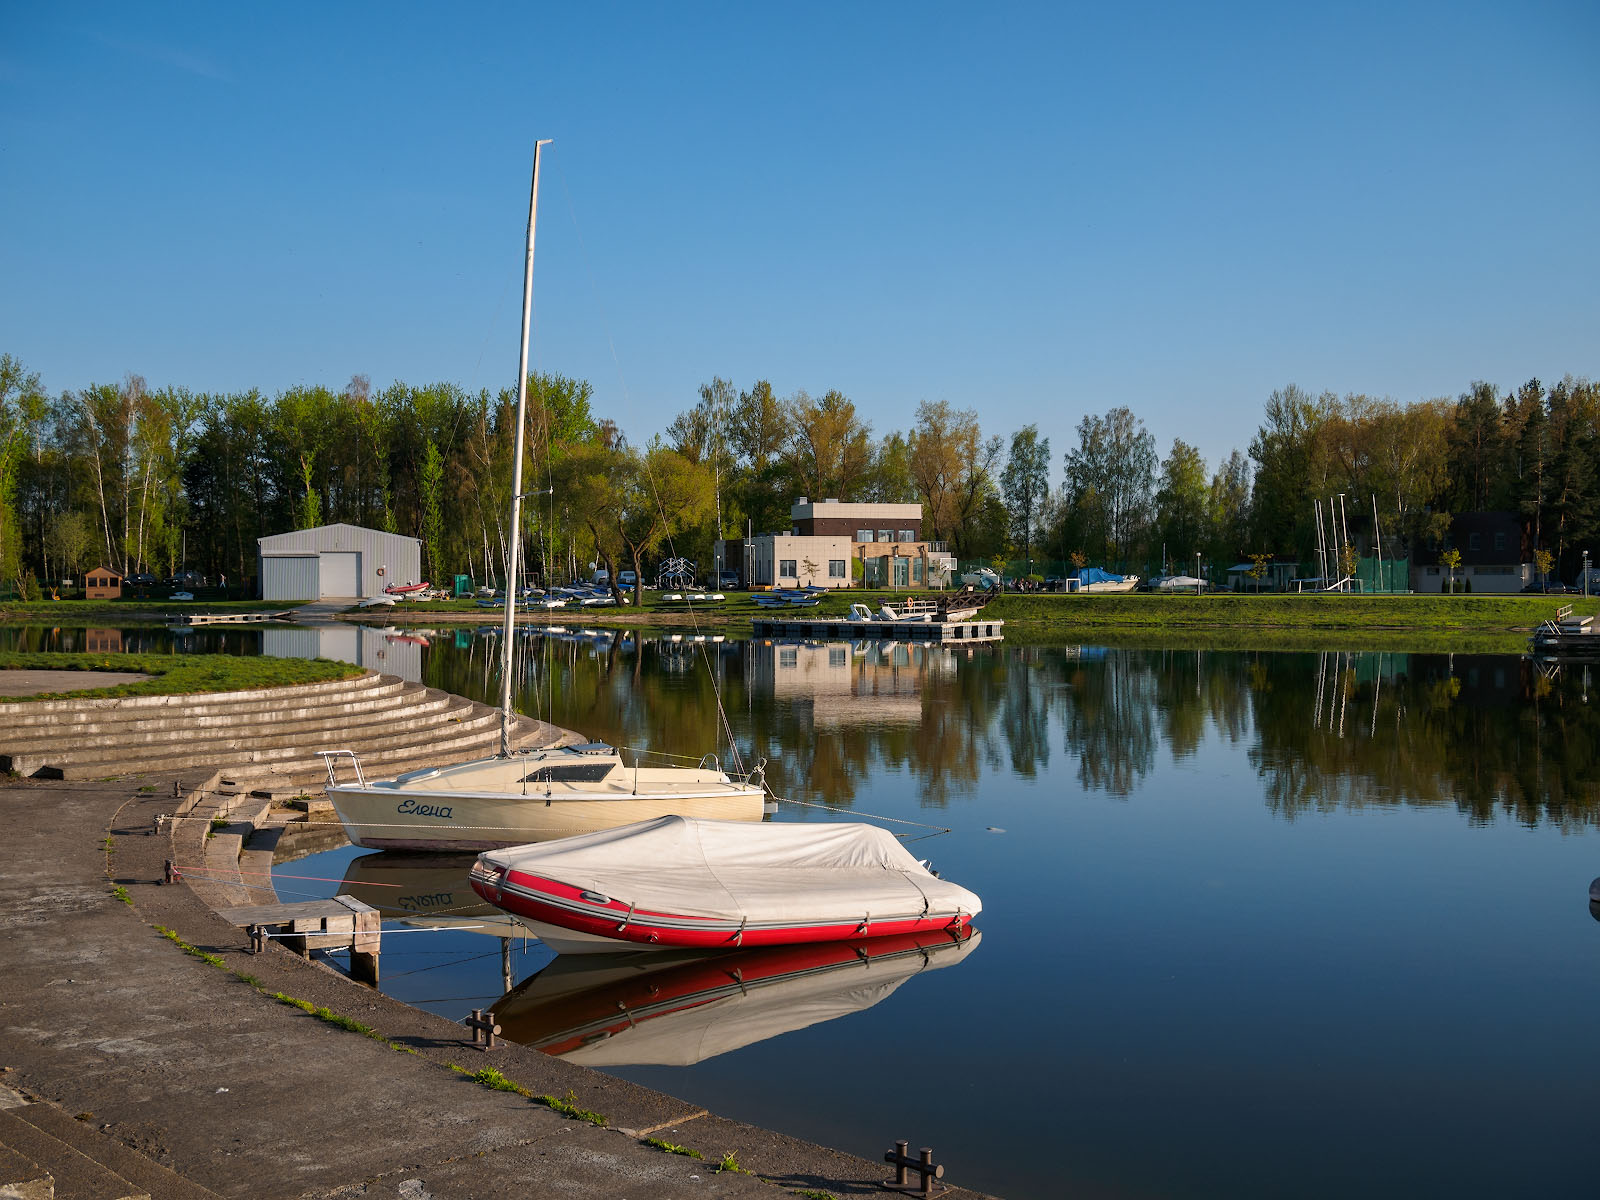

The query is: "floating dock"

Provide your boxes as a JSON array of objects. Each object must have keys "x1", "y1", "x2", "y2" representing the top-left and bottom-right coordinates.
[
  {"x1": 171, "y1": 610, "x2": 296, "y2": 626},
  {"x1": 752, "y1": 616, "x2": 1004, "y2": 642}
]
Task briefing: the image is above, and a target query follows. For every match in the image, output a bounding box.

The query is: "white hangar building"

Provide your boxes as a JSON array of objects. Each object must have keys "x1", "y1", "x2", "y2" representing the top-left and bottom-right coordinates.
[{"x1": 257, "y1": 523, "x2": 422, "y2": 600}]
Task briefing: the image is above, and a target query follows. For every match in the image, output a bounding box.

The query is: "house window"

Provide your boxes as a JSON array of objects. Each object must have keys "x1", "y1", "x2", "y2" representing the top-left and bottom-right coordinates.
[
  {"x1": 779, "y1": 559, "x2": 797, "y2": 578},
  {"x1": 877, "y1": 529, "x2": 892, "y2": 543},
  {"x1": 856, "y1": 529, "x2": 874, "y2": 542},
  {"x1": 779, "y1": 648, "x2": 797, "y2": 668},
  {"x1": 828, "y1": 647, "x2": 846, "y2": 667},
  {"x1": 1494, "y1": 531, "x2": 1505, "y2": 551},
  {"x1": 1426, "y1": 566, "x2": 1440, "y2": 575},
  {"x1": 897, "y1": 530, "x2": 915, "y2": 542},
  {"x1": 1469, "y1": 533, "x2": 1481, "y2": 550},
  {"x1": 828, "y1": 559, "x2": 846, "y2": 578},
  {"x1": 913, "y1": 559, "x2": 924, "y2": 582}
]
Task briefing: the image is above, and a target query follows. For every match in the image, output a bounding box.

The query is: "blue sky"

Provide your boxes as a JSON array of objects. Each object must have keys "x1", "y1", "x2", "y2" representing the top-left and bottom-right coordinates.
[{"x1": 2, "y1": 2, "x2": 1596, "y2": 476}]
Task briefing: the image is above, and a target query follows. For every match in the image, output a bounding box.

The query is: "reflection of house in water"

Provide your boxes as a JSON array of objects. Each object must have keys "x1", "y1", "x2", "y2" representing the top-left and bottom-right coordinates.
[
  {"x1": 84, "y1": 628, "x2": 123, "y2": 654},
  {"x1": 749, "y1": 639, "x2": 955, "y2": 725},
  {"x1": 261, "y1": 625, "x2": 424, "y2": 682}
]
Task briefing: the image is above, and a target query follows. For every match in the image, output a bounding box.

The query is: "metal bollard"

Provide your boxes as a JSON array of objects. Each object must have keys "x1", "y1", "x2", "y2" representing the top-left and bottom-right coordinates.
[
  {"x1": 248, "y1": 924, "x2": 268, "y2": 954},
  {"x1": 465, "y1": 1008, "x2": 501, "y2": 1050},
  {"x1": 883, "y1": 1140, "x2": 946, "y2": 1197},
  {"x1": 163, "y1": 859, "x2": 181, "y2": 885}
]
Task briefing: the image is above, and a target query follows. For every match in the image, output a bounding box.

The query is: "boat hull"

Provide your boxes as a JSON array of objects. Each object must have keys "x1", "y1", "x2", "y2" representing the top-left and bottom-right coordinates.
[
  {"x1": 327, "y1": 784, "x2": 765, "y2": 851},
  {"x1": 471, "y1": 864, "x2": 976, "y2": 954}
]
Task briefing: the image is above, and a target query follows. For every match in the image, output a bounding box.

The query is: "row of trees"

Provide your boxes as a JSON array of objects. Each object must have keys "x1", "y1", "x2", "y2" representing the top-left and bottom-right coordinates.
[{"x1": 1, "y1": 348, "x2": 1594, "y2": 595}]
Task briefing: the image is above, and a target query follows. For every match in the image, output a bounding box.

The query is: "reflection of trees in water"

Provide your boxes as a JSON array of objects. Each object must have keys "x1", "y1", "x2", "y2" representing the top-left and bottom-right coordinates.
[
  {"x1": 1248, "y1": 653, "x2": 1600, "y2": 829},
  {"x1": 419, "y1": 632, "x2": 1600, "y2": 828},
  {"x1": 1058, "y1": 651, "x2": 1158, "y2": 796}
]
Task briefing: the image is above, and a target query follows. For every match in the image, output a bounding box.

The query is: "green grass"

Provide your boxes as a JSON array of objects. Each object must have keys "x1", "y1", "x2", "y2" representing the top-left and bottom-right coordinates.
[
  {"x1": 454, "y1": 1069, "x2": 608, "y2": 1126},
  {"x1": 714, "y1": 1152, "x2": 752, "y2": 1175},
  {"x1": 156, "y1": 924, "x2": 227, "y2": 969},
  {"x1": 0, "y1": 598, "x2": 299, "y2": 619},
  {"x1": 110, "y1": 885, "x2": 132, "y2": 905},
  {"x1": 0, "y1": 651, "x2": 364, "y2": 701},
  {"x1": 643, "y1": 1138, "x2": 703, "y2": 1159},
  {"x1": 469, "y1": 1066, "x2": 527, "y2": 1094}
]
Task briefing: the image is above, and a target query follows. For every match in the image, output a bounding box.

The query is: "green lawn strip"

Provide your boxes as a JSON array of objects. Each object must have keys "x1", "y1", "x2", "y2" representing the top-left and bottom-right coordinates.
[
  {"x1": 0, "y1": 651, "x2": 363, "y2": 701},
  {"x1": 987, "y1": 593, "x2": 1598, "y2": 633},
  {"x1": 999, "y1": 624, "x2": 1536, "y2": 654},
  {"x1": 0, "y1": 599, "x2": 299, "y2": 620},
  {"x1": 377, "y1": 590, "x2": 1598, "y2": 632}
]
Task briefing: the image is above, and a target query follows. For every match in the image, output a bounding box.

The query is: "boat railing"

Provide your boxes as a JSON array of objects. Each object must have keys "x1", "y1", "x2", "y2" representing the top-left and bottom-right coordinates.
[{"x1": 318, "y1": 749, "x2": 367, "y2": 789}]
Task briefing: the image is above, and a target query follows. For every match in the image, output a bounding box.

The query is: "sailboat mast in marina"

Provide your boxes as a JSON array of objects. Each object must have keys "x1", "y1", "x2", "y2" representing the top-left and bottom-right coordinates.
[
  {"x1": 500, "y1": 138, "x2": 552, "y2": 757},
  {"x1": 318, "y1": 142, "x2": 768, "y2": 852}
]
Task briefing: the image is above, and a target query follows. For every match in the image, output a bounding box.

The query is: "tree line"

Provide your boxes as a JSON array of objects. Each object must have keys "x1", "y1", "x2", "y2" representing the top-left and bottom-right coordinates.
[{"x1": 0, "y1": 349, "x2": 1594, "y2": 595}]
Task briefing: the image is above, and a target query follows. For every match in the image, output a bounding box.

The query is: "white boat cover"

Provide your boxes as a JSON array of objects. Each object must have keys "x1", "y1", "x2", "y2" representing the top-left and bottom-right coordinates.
[{"x1": 480, "y1": 815, "x2": 982, "y2": 924}]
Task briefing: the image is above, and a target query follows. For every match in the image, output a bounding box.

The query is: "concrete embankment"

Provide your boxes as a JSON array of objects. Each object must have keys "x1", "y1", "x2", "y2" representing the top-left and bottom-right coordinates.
[{"x1": 0, "y1": 677, "x2": 999, "y2": 1199}]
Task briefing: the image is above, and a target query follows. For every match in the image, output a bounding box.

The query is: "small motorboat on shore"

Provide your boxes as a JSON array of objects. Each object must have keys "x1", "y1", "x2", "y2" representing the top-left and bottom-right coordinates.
[{"x1": 469, "y1": 815, "x2": 981, "y2": 954}]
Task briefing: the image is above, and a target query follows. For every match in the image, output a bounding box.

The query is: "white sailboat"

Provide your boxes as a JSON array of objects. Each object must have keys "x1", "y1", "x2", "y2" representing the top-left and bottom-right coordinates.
[{"x1": 322, "y1": 142, "x2": 766, "y2": 851}]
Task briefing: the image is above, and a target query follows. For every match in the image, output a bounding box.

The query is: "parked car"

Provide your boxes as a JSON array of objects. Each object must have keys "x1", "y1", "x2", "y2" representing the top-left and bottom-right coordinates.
[
  {"x1": 1523, "y1": 582, "x2": 1577, "y2": 594},
  {"x1": 716, "y1": 570, "x2": 740, "y2": 589},
  {"x1": 126, "y1": 572, "x2": 157, "y2": 588},
  {"x1": 168, "y1": 570, "x2": 203, "y2": 589}
]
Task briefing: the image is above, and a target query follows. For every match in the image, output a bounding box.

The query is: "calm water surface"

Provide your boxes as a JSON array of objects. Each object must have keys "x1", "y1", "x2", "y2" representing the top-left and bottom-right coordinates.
[{"x1": 43, "y1": 624, "x2": 1595, "y2": 1198}]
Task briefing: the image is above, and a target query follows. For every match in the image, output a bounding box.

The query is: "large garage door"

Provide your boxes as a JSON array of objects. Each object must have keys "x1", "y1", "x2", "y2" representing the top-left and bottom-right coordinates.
[{"x1": 319, "y1": 552, "x2": 359, "y2": 597}]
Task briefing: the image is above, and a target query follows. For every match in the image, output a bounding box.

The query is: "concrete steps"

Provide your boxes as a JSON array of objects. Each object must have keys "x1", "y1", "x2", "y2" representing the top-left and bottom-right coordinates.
[
  {"x1": 0, "y1": 1101, "x2": 220, "y2": 1199},
  {"x1": 0, "y1": 675, "x2": 415, "y2": 737},
  {"x1": 0, "y1": 683, "x2": 458, "y2": 767},
  {"x1": 0, "y1": 672, "x2": 563, "y2": 788}
]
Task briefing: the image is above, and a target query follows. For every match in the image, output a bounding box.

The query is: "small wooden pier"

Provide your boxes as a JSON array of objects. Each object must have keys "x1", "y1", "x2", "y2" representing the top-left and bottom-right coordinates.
[
  {"x1": 171, "y1": 610, "x2": 296, "y2": 627},
  {"x1": 215, "y1": 895, "x2": 381, "y2": 984},
  {"x1": 752, "y1": 616, "x2": 1004, "y2": 643}
]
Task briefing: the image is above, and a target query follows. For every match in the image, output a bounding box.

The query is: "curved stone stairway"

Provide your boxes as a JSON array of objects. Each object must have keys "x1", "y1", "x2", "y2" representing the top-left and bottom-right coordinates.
[{"x1": 0, "y1": 672, "x2": 569, "y2": 793}]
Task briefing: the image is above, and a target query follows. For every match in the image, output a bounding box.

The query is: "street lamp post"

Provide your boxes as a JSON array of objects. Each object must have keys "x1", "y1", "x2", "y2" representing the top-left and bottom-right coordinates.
[
  {"x1": 1585, "y1": 550, "x2": 1591, "y2": 599},
  {"x1": 1195, "y1": 552, "x2": 1202, "y2": 597}
]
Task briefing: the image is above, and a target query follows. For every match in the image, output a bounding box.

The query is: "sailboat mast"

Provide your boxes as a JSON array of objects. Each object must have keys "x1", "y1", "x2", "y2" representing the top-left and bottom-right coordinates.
[{"x1": 500, "y1": 138, "x2": 552, "y2": 757}]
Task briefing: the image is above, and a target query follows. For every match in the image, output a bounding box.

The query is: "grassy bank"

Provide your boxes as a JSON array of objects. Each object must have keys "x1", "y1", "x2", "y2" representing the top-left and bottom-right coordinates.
[
  {"x1": 984, "y1": 592, "x2": 1599, "y2": 634},
  {"x1": 0, "y1": 652, "x2": 364, "y2": 701},
  {"x1": 0, "y1": 599, "x2": 298, "y2": 622},
  {"x1": 366, "y1": 589, "x2": 1596, "y2": 633}
]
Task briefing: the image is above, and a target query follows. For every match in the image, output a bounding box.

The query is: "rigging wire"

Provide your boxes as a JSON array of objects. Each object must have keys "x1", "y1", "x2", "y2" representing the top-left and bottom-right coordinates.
[{"x1": 556, "y1": 160, "x2": 747, "y2": 775}]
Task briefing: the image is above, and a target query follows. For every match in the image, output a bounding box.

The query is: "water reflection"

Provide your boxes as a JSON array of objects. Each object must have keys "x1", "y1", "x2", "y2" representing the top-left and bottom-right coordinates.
[
  {"x1": 338, "y1": 852, "x2": 524, "y2": 936},
  {"x1": 10, "y1": 620, "x2": 1595, "y2": 827},
  {"x1": 493, "y1": 928, "x2": 980, "y2": 1067},
  {"x1": 423, "y1": 632, "x2": 1598, "y2": 828}
]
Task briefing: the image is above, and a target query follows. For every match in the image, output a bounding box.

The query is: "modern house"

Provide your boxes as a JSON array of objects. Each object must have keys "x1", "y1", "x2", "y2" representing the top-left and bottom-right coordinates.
[
  {"x1": 1411, "y1": 511, "x2": 1533, "y2": 594},
  {"x1": 718, "y1": 498, "x2": 958, "y2": 590}
]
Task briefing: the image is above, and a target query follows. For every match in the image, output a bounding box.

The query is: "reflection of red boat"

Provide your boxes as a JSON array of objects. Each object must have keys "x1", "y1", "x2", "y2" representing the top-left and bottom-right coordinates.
[
  {"x1": 470, "y1": 816, "x2": 981, "y2": 955},
  {"x1": 384, "y1": 580, "x2": 431, "y2": 595},
  {"x1": 384, "y1": 633, "x2": 431, "y2": 646},
  {"x1": 493, "y1": 927, "x2": 980, "y2": 1066}
]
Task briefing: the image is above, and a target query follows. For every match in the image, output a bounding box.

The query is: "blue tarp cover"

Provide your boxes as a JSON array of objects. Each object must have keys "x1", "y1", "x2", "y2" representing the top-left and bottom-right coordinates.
[{"x1": 1076, "y1": 567, "x2": 1126, "y2": 585}]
